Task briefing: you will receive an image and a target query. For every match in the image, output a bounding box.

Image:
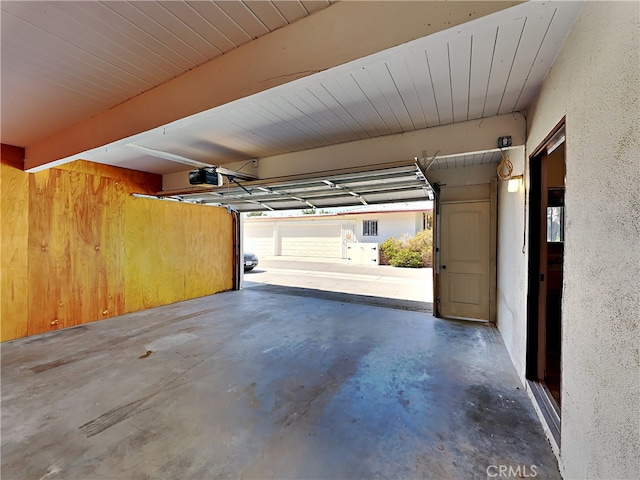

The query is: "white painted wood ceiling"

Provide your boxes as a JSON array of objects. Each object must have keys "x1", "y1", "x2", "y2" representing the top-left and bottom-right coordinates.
[
  {"x1": 1, "y1": 0, "x2": 333, "y2": 146},
  {"x1": 2, "y1": 1, "x2": 583, "y2": 176}
]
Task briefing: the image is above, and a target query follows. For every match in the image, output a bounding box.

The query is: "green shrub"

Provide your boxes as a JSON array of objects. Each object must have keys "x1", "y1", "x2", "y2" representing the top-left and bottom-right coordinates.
[
  {"x1": 379, "y1": 229, "x2": 433, "y2": 267},
  {"x1": 390, "y1": 249, "x2": 422, "y2": 268},
  {"x1": 380, "y1": 237, "x2": 402, "y2": 265},
  {"x1": 406, "y1": 229, "x2": 433, "y2": 267}
]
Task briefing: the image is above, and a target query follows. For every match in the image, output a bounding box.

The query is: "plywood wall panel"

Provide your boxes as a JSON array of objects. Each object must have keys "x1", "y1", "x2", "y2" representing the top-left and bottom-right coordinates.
[
  {"x1": 124, "y1": 197, "x2": 186, "y2": 313},
  {"x1": 27, "y1": 169, "x2": 127, "y2": 335},
  {"x1": 69, "y1": 173, "x2": 126, "y2": 325},
  {"x1": 183, "y1": 208, "x2": 214, "y2": 300},
  {"x1": 93, "y1": 175, "x2": 127, "y2": 321},
  {"x1": 208, "y1": 207, "x2": 234, "y2": 294},
  {"x1": 27, "y1": 169, "x2": 67, "y2": 334},
  {"x1": 56, "y1": 160, "x2": 162, "y2": 194},
  {"x1": 2, "y1": 156, "x2": 233, "y2": 341},
  {"x1": 124, "y1": 198, "x2": 234, "y2": 313},
  {"x1": 1, "y1": 149, "x2": 29, "y2": 341},
  {"x1": 183, "y1": 204, "x2": 234, "y2": 299}
]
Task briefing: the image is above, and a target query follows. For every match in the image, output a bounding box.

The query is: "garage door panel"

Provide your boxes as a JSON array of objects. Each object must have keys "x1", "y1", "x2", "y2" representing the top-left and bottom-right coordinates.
[
  {"x1": 244, "y1": 224, "x2": 274, "y2": 257},
  {"x1": 280, "y1": 224, "x2": 342, "y2": 258},
  {"x1": 244, "y1": 237, "x2": 274, "y2": 257},
  {"x1": 281, "y1": 237, "x2": 341, "y2": 257}
]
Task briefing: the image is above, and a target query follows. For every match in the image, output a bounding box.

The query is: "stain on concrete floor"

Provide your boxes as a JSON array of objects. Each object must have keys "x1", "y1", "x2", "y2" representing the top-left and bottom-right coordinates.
[{"x1": 1, "y1": 289, "x2": 560, "y2": 479}]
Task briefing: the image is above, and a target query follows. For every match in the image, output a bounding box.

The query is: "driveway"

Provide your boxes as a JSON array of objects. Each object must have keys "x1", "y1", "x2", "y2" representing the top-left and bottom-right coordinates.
[{"x1": 245, "y1": 256, "x2": 433, "y2": 311}]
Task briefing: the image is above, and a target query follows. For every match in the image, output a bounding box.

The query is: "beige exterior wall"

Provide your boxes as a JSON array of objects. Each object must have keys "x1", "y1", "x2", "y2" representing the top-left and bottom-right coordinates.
[
  {"x1": 426, "y1": 162, "x2": 495, "y2": 203},
  {"x1": 497, "y1": 2, "x2": 640, "y2": 478},
  {"x1": 496, "y1": 147, "x2": 528, "y2": 379}
]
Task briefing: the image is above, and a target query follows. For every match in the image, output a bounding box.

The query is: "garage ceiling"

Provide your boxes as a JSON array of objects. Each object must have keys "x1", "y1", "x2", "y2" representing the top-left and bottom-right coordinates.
[
  {"x1": 2, "y1": 1, "x2": 583, "y2": 212},
  {"x1": 0, "y1": 0, "x2": 334, "y2": 147},
  {"x1": 116, "y1": 0, "x2": 578, "y2": 174},
  {"x1": 2, "y1": 1, "x2": 583, "y2": 178}
]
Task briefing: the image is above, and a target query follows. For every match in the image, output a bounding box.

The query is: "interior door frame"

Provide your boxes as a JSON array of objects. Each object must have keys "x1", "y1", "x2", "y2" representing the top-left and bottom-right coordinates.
[
  {"x1": 526, "y1": 118, "x2": 566, "y2": 379},
  {"x1": 432, "y1": 184, "x2": 441, "y2": 317},
  {"x1": 525, "y1": 118, "x2": 566, "y2": 446}
]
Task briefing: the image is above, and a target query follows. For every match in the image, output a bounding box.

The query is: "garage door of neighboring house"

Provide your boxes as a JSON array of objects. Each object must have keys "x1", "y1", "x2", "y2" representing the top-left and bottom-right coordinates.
[
  {"x1": 279, "y1": 224, "x2": 342, "y2": 258},
  {"x1": 244, "y1": 223, "x2": 275, "y2": 258}
]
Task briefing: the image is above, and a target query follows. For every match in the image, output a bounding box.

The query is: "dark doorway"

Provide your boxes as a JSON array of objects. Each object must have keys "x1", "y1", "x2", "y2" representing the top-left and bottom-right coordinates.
[{"x1": 526, "y1": 122, "x2": 565, "y2": 442}]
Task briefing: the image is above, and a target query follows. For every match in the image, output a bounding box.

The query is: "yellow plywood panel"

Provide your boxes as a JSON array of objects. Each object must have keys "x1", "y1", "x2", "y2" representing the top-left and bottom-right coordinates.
[
  {"x1": 124, "y1": 197, "x2": 187, "y2": 313},
  {"x1": 0, "y1": 151, "x2": 29, "y2": 341},
  {"x1": 80, "y1": 173, "x2": 126, "y2": 323},
  {"x1": 3, "y1": 156, "x2": 233, "y2": 341},
  {"x1": 57, "y1": 160, "x2": 162, "y2": 194},
  {"x1": 28, "y1": 169, "x2": 71, "y2": 334},
  {"x1": 183, "y1": 204, "x2": 235, "y2": 299},
  {"x1": 27, "y1": 169, "x2": 126, "y2": 335},
  {"x1": 124, "y1": 198, "x2": 234, "y2": 313}
]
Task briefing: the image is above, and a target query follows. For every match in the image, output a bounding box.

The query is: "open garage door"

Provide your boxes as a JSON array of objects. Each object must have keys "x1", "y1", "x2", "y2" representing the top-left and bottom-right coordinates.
[
  {"x1": 180, "y1": 163, "x2": 434, "y2": 310},
  {"x1": 169, "y1": 163, "x2": 433, "y2": 211}
]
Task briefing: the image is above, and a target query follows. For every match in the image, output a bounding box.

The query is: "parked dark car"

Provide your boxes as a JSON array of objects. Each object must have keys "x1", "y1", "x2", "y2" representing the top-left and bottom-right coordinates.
[{"x1": 244, "y1": 252, "x2": 258, "y2": 271}]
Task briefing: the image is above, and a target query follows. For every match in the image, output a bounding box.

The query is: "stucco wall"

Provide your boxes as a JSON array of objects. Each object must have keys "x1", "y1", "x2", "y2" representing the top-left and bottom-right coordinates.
[
  {"x1": 352, "y1": 212, "x2": 422, "y2": 243},
  {"x1": 495, "y1": 147, "x2": 528, "y2": 380},
  {"x1": 516, "y1": 2, "x2": 639, "y2": 478}
]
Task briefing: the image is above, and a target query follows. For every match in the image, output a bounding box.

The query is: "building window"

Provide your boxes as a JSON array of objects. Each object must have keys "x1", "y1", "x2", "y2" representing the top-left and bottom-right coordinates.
[
  {"x1": 547, "y1": 188, "x2": 565, "y2": 243},
  {"x1": 363, "y1": 220, "x2": 378, "y2": 236},
  {"x1": 546, "y1": 206, "x2": 564, "y2": 242}
]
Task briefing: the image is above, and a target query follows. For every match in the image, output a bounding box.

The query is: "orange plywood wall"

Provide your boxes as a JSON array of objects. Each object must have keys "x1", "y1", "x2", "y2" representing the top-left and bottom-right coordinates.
[
  {"x1": 1, "y1": 146, "x2": 29, "y2": 341},
  {"x1": 1, "y1": 153, "x2": 235, "y2": 341},
  {"x1": 27, "y1": 168, "x2": 127, "y2": 334}
]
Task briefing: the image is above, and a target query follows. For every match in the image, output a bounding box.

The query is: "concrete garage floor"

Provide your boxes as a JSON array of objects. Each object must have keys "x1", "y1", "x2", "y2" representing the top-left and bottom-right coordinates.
[{"x1": 1, "y1": 289, "x2": 560, "y2": 480}]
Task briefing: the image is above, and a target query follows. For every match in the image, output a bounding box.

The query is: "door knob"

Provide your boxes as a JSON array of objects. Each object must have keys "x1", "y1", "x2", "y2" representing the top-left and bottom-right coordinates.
[{"x1": 442, "y1": 265, "x2": 447, "y2": 269}]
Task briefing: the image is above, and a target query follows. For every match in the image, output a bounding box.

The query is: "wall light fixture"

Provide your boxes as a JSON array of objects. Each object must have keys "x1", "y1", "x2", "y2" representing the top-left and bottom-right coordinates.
[{"x1": 507, "y1": 175, "x2": 523, "y2": 193}]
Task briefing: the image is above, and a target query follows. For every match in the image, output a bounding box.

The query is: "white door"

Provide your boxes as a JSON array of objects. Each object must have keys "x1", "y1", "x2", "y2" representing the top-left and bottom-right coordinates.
[
  {"x1": 440, "y1": 202, "x2": 491, "y2": 320},
  {"x1": 341, "y1": 223, "x2": 356, "y2": 258}
]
